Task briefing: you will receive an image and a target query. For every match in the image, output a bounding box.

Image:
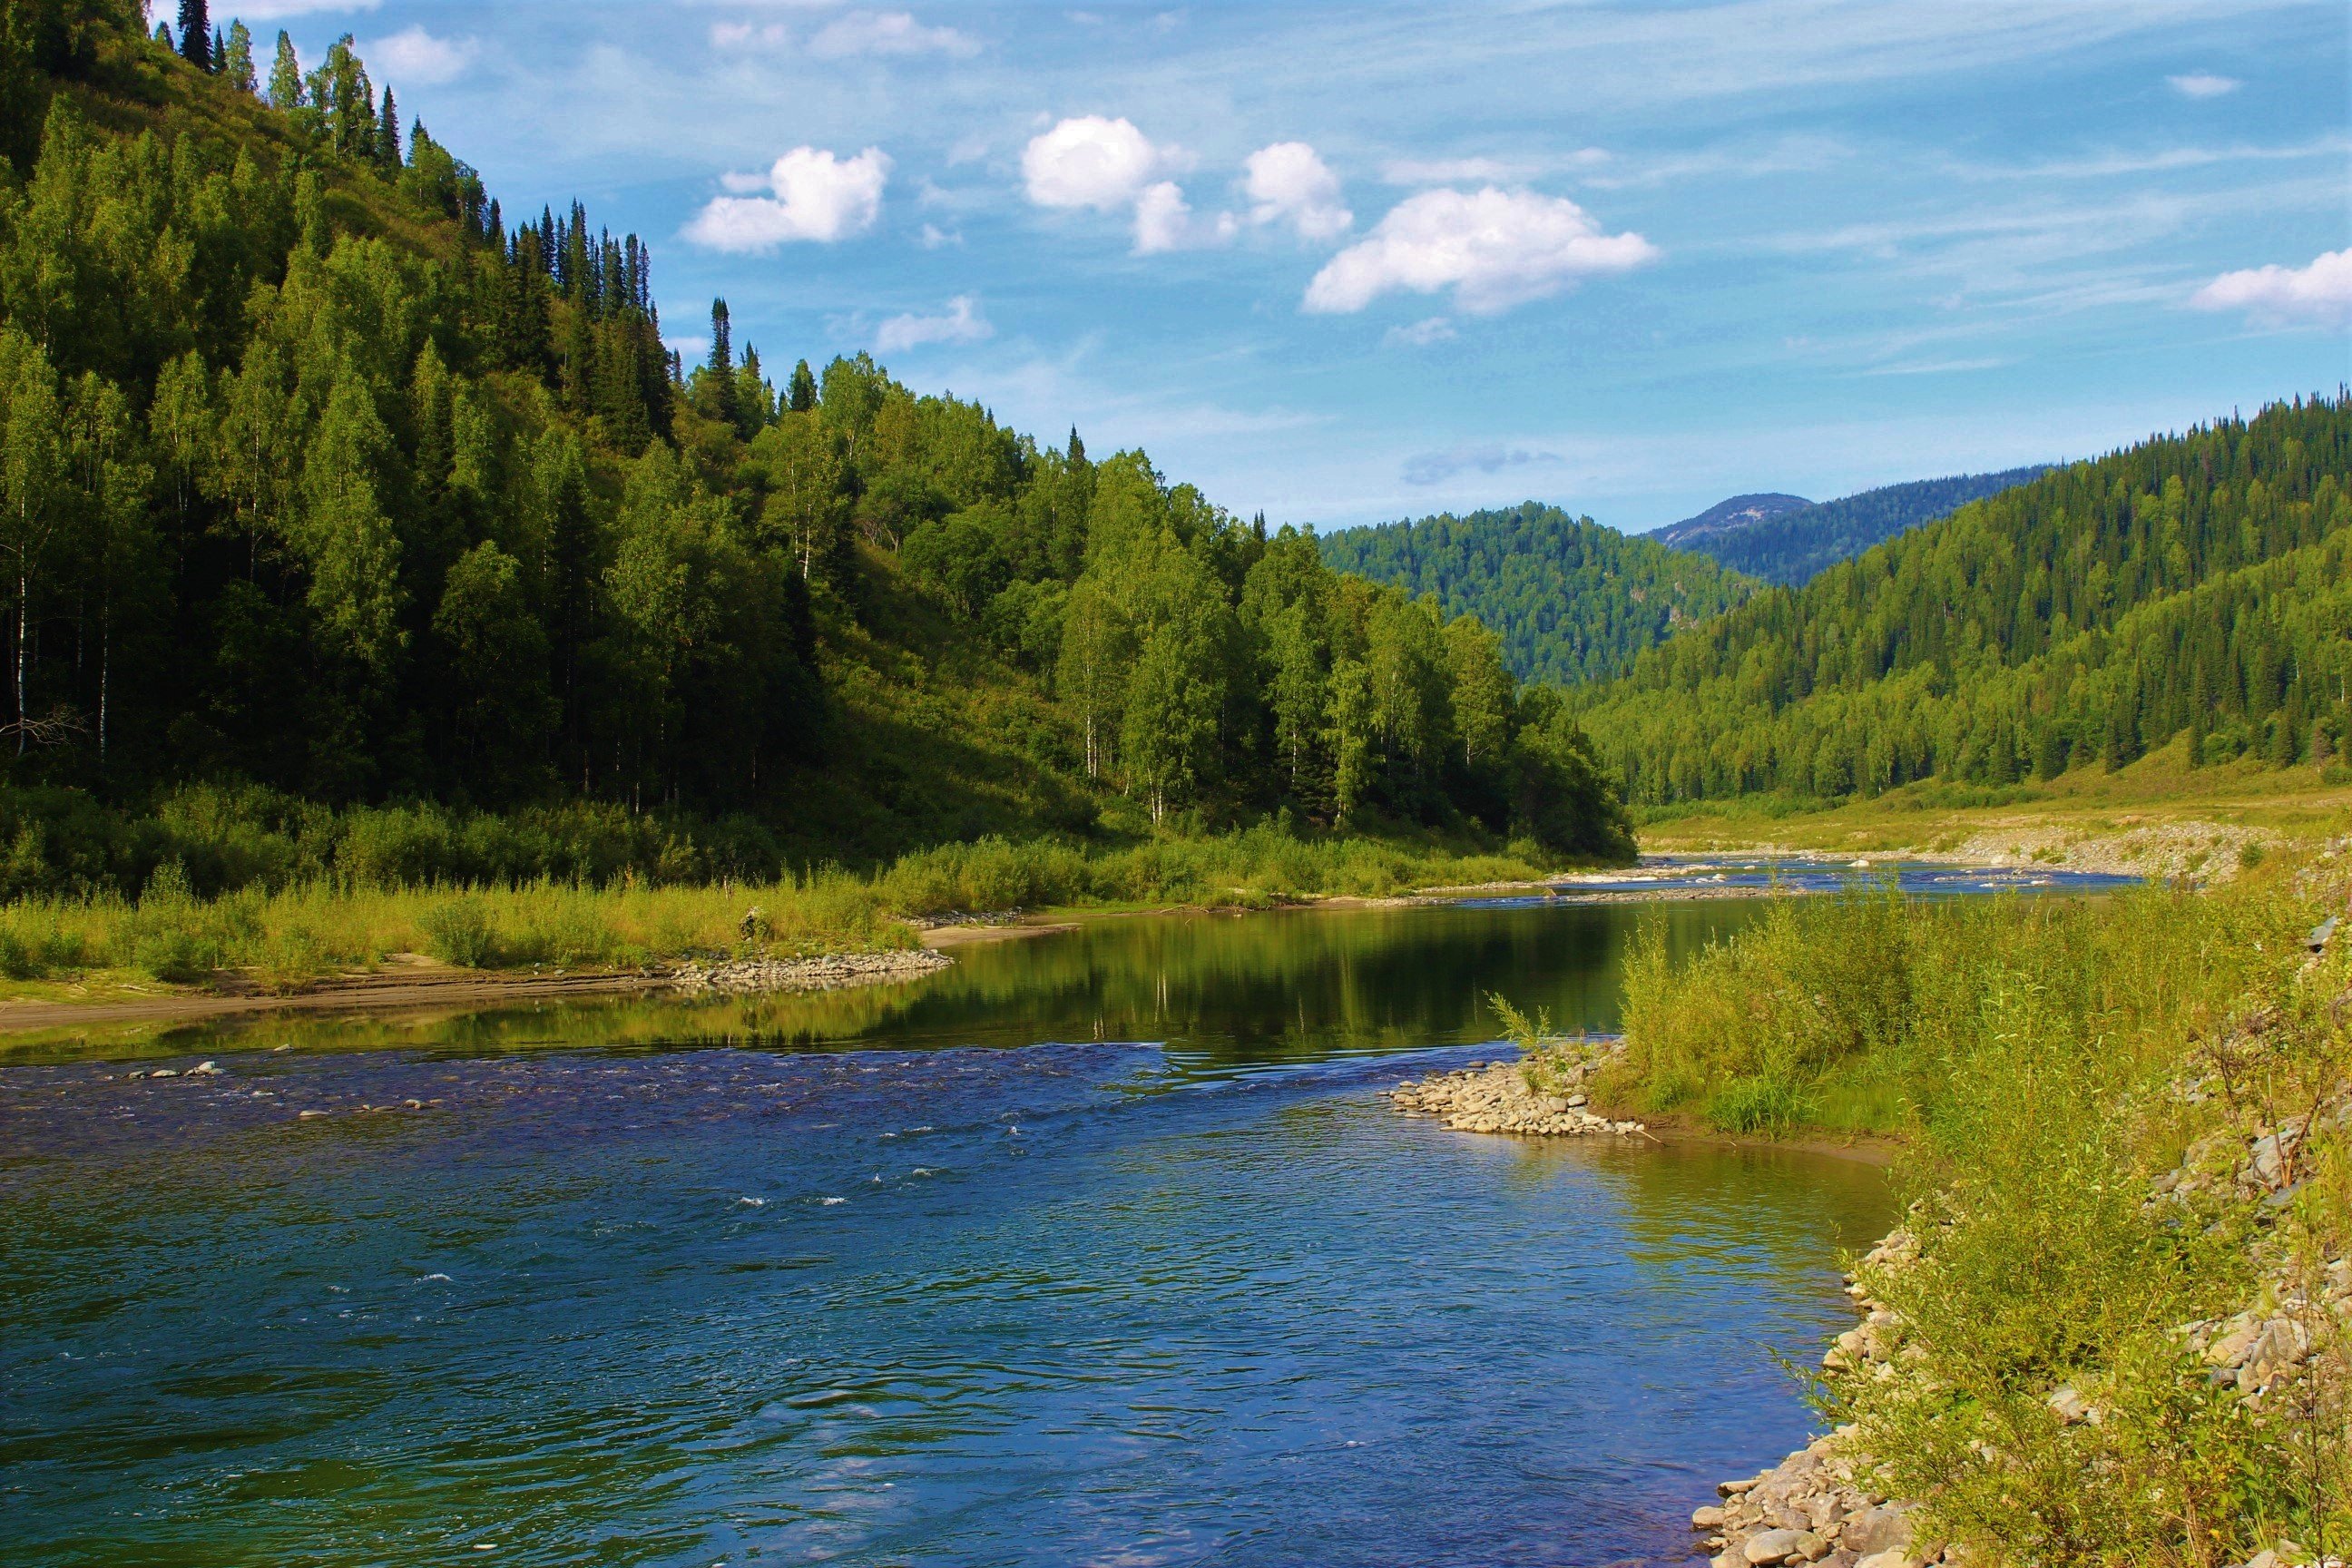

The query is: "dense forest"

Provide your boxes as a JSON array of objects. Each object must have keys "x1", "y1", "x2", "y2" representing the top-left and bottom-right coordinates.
[
  {"x1": 0, "y1": 2, "x2": 1634, "y2": 892},
  {"x1": 1667, "y1": 467, "x2": 2053, "y2": 586},
  {"x1": 1315, "y1": 502, "x2": 1759, "y2": 686},
  {"x1": 1567, "y1": 399, "x2": 2352, "y2": 805}
]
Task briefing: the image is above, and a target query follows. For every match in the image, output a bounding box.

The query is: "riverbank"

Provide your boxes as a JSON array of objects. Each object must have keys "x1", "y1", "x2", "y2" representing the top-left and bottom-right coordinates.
[
  {"x1": 1636, "y1": 740, "x2": 2351, "y2": 884},
  {"x1": 1567, "y1": 845, "x2": 2351, "y2": 1561}
]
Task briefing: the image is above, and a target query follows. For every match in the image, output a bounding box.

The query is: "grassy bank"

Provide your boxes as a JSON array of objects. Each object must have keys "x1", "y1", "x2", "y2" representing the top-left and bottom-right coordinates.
[
  {"x1": 1579, "y1": 853, "x2": 2351, "y2": 1558},
  {"x1": 1632, "y1": 738, "x2": 2352, "y2": 877},
  {"x1": 0, "y1": 827, "x2": 1565, "y2": 995}
]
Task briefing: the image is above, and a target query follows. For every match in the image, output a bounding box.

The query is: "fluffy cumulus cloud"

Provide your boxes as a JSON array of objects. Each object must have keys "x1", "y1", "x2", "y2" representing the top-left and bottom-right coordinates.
[
  {"x1": 1243, "y1": 142, "x2": 1351, "y2": 240},
  {"x1": 809, "y1": 11, "x2": 980, "y2": 58},
  {"x1": 1304, "y1": 187, "x2": 1658, "y2": 314},
  {"x1": 364, "y1": 25, "x2": 476, "y2": 86},
  {"x1": 2167, "y1": 72, "x2": 2241, "y2": 98},
  {"x1": 1024, "y1": 116, "x2": 1232, "y2": 255},
  {"x1": 1023, "y1": 115, "x2": 1168, "y2": 211},
  {"x1": 2190, "y1": 249, "x2": 2352, "y2": 328},
  {"x1": 685, "y1": 147, "x2": 892, "y2": 251},
  {"x1": 876, "y1": 294, "x2": 993, "y2": 353},
  {"x1": 1132, "y1": 181, "x2": 1236, "y2": 254}
]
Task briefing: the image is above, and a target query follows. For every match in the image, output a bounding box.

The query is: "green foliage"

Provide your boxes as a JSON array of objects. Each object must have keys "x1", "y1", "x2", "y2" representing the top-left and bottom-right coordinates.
[
  {"x1": 1574, "y1": 400, "x2": 2352, "y2": 806},
  {"x1": 1317, "y1": 501, "x2": 1759, "y2": 686},
  {"x1": 1597, "y1": 864, "x2": 2352, "y2": 1559},
  {"x1": 415, "y1": 896, "x2": 493, "y2": 966},
  {"x1": 0, "y1": 31, "x2": 1636, "y2": 867}
]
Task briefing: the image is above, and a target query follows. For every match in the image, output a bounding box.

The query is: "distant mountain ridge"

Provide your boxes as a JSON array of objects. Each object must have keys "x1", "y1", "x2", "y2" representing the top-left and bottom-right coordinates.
[
  {"x1": 1316, "y1": 503, "x2": 1759, "y2": 688},
  {"x1": 1661, "y1": 467, "x2": 2056, "y2": 585},
  {"x1": 1655, "y1": 494, "x2": 1815, "y2": 549}
]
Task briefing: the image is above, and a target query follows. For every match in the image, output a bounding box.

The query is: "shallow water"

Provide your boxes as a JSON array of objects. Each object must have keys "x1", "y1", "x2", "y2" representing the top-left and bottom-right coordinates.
[{"x1": 0, "y1": 886, "x2": 2109, "y2": 1566}]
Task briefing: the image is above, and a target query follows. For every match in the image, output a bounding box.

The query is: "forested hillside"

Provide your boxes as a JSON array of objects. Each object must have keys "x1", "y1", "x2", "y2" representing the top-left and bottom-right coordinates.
[
  {"x1": 1568, "y1": 399, "x2": 2352, "y2": 805},
  {"x1": 1671, "y1": 466, "x2": 2053, "y2": 585},
  {"x1": 0, "y1": 3, "x2": 1634, "y2": 893},
  {"x1": 1651, "y1": 492, "x2": 1811, "y2": 549},
  {"x1": 1315, "y1": 503, "x2": 1759, "y2": 687}
]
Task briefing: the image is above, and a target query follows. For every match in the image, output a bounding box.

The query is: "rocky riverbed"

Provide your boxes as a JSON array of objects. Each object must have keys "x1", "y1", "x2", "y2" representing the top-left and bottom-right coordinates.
[
  {"x1": 1385, "y1": 1044, "x2": 1650, "y2": 1137},
  {"x1": 669, "y1": 948, "x2": 953, "y2": 996}
]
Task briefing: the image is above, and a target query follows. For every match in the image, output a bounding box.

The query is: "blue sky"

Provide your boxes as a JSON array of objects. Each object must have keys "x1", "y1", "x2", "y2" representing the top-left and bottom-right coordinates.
[{"x1": 227, "y1": 1, "x2": 2348, "y2": 532}]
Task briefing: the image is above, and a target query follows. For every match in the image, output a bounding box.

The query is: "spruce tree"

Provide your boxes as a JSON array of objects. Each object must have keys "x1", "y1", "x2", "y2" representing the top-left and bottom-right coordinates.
[
  {"x1": 176, "y1": 0, "x2": 210, "y2": 68},
  {"x1": 787, "y1": 359, "x2": 817, "y2": 414},
  {"x1": 377, "y1": 87, "x2": 401, "y2": 172},
  {"x1": 211, "y1": 27, "x2": 225, "y2": 72}
]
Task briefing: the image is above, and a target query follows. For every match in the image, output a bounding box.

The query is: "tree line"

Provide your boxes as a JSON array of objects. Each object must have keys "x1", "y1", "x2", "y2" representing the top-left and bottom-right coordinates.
[
  {"x1": 1316, "y1": 501, "x2": 1759, "y2": 687},
  {"x1": 1566, "y1": 397, "x2": 2352, "y2": 804},
  {"x1": 0, "y1": 8, "x2": 1634, "y2": 871}
]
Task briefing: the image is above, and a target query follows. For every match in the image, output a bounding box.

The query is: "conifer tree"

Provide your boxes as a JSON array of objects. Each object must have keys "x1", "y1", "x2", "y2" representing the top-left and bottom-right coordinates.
[
  {"x1": 377, "y1": 87, "x2": 400, "y2": 173},
  {"x1": 176, "y1": 0, "x2": 210, "y2": 69},
  {"x1": 786, "y1": 359, "x2": 817, "y2": 415},
  {"x1": 268, "y1": 32, "x2": 302, "y2": 110}
]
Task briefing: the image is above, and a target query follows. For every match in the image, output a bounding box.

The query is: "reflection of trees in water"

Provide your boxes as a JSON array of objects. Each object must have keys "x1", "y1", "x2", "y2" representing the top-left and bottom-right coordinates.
[{"x1": 162, "y1": 903, "x2": 1767, "y2": 1064}]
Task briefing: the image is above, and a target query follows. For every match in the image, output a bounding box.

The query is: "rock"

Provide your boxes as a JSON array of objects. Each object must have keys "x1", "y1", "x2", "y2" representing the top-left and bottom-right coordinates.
[
  {"x1": 2047, "y1": 1385, "x2": 2090, "y2": 1424},
  {"x1": 1842, "y1": 1503, "x2": 1915, "y2": 1555},
  {"x1": 1853, "y1": 1553, "x2": 1918, "y2": 1568},
  {"x1": 1745, "y1": 1529, "x2": 1825, "y2": 1565},
  {"x1": 297, "y1": 1109, "x2": 329, "y2": 1119},
  {"x1": 149, "y1": 1068, "x2": 177, "y2": 1078},
  {"x1": 1692, "y1": 1504, "x2": 1726, "y2": 1529}
]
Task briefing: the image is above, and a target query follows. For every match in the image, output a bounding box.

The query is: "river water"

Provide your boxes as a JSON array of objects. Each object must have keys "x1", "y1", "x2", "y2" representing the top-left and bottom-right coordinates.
[{"x1": 0, "y1": 877, "x2": 2125, "y2": 1566}]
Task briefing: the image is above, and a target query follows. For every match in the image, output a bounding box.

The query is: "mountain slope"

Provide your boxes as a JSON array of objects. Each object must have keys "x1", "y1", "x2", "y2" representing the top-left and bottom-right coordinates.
[
  {"x1": 1672, "y1": 467, "x2": 2054, "y2": 585},
  {"x1": 0, "y1": 13, "x2": 1636, "y2": 883},
  {"x1": 1653, "y1": 493, "x2": 1813, "y2": 550},
  {"x1": 1568, "y1": 400, "x2": 2351, "y2": 805},
  {"x1": 1316, "y1": 503, "x2": 1759, "y2": 687}
]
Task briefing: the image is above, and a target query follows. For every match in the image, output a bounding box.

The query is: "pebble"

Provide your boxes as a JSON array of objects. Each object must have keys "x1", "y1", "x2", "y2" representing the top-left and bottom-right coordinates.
[{"x1": 671, "y1": 949, "x2": 953, "y2": 996}]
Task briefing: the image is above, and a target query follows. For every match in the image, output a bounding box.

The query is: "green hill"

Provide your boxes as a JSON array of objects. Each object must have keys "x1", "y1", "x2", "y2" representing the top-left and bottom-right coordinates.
[
  {"x1": 0, "y1": 6, "x2": 1633, "y2": 895},
  {"x1": 1663, "y1": 467, "x2": 2054, "y2": 586},
  {"x1": 1315, "y1": 503, "x2": 1760, "y2": 687},
  {"x1": 1566, "y1": 399, "x2": 2352, "y2": 806}
]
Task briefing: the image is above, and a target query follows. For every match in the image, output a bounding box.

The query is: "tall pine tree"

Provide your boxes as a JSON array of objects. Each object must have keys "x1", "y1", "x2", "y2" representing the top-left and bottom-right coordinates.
[{"x1": 176, "y1": 0, "x2": 211, "y2": 69}]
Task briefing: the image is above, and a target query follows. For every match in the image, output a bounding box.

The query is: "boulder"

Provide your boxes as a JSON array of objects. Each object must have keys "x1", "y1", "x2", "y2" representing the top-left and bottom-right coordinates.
[
  {"x1": 1841, "y1": 1504, "x2": 1916, "y2": 1556},
  {"x1": 1745, "y1": 1530, "x2": 1826, "y2": 1565}
]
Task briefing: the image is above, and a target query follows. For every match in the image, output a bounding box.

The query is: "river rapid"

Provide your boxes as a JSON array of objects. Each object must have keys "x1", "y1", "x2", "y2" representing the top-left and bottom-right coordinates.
[{"x1": 0, "y1": 876, "x2": 2125, "y2": 1566}]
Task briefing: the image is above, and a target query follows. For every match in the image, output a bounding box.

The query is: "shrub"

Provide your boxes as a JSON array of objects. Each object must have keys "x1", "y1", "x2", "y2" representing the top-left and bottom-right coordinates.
[{"x1": 416, "y1": 899, "x2": 497, "y2": 967}]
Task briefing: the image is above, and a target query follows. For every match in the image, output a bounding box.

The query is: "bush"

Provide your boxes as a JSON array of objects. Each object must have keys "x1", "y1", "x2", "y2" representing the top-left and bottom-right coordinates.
[{"x1": 416, "y1": 899, "x2": 497, "y2": 967}]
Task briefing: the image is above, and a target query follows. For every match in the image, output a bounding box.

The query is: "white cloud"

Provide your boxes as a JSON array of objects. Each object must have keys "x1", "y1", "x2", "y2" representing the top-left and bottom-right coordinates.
[
  {"x1": 2190, "y1": 249, "x2": 2352, "y2": 328},
  {"x1": 809, "y1": 11, "x2": 980, "y2": 58},
  {"x1": 1304, "y1": 187, "x2": 1658, "y2": 315},
  {"x1": 1024, "y1": 115, "x2": 1230, "y2": 254},
  {"x1": 1383, "y1": 316, "x2": 1456, "y2": 347},
  {"x1": 365, "y1": 26, "x2": 475, "y2": 86},
  {"x1": 2168, "y1": 72, "x2": 2241, "y2": 98},
  {"x1": 663, "y1": 335, "x2": 711, "y2": 358},
  {"x1": 1022, "y1": 115, "x2": 1169, "y2": 211},
  {"x1": 1132, "y1": 180, "x2": 1236, "y2": 254},
  {"x1": 230, "y1": 0, "x2": 379, "y2": 17},
  {"x1": 1401, "y1": 444, "x2": 1560, "y2": 486},
  {"x1": 876, "y1": 294, "x2": 994, "y2": 353},
  {"x1": 918, "y1": 223, "x2": 963, "y2": 249},
  {"x1": 1243, "y1": 142, "x2": 1351, "y2": 240},
  {"x1": 1383, "y1": 156, "x2": 1520, "y2": 186},
  {"x1": 1382, "y1": 152, "x2": 1609, "y2": 186},
  {"x1": 710, "y1": 21, "x2": 792, "y2": 49},
  {"x1": 684, "y1": 146, "x2": 892, "y2": 251}
]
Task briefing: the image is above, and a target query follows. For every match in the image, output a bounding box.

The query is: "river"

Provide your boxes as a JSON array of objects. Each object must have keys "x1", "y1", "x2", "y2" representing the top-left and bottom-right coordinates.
[{"x1": 0, "y1": 870, "x2": 2129, "y2": 1565}]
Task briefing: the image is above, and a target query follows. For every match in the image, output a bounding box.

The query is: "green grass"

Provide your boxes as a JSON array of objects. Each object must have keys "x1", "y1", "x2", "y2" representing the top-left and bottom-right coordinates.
[
  {"x1": 1583, "y1": 858, "x2": 2352, "y2": 1559},
  {"x1": 0, "y1": 825, "x2": 1573, "y2": 991}
]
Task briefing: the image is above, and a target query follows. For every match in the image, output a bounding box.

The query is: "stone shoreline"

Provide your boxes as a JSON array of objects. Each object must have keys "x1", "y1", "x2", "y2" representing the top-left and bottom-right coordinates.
[
  {"x1": 668, "y1": 947, "x2": 954, "y2": 996},
  {"x1": 1384, "y1": 1046, "x2": 1651, "y2": 1138}
]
